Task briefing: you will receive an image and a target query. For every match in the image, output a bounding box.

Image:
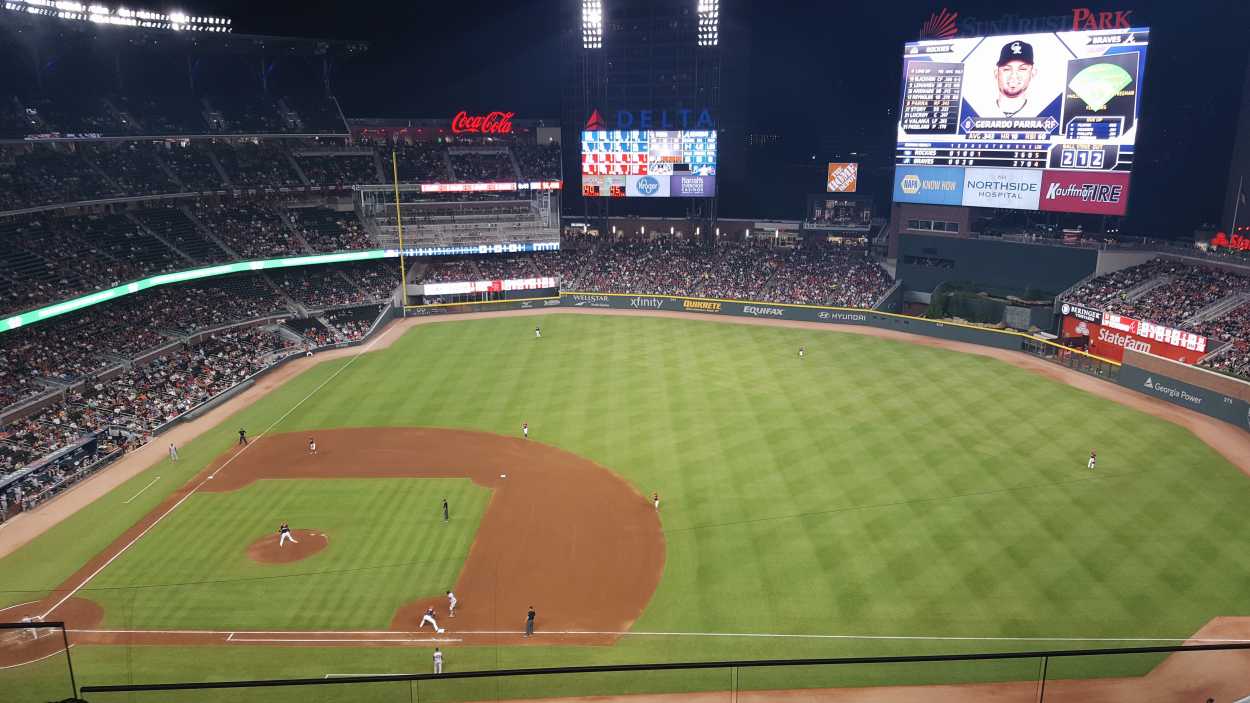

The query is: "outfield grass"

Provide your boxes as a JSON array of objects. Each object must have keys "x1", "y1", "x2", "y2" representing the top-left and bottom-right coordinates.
[{"x1": 2, "y1": 313, "x2": 1248, "y2": 695}]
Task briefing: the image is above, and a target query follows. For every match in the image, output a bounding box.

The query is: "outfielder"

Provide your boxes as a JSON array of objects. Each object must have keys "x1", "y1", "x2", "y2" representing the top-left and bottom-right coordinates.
[
  {"x1": 433, "y1": 647, "x2": 444, "y2": 674},
  {"x1": 534, "y1": 325, "x2": 541, "y2": 338},
  {"x1": 279, "y1": 522, "x2": 298, "y2": 546},
  {"x1": 447, "y1": 590, "x2": 458, "y2": 617},
  {"x1": 419, "y1": 607, "x2": 445, "y2": 633},
  {"x1": 798, "y1": 346, "x2": 805, "y2": 359},
  {"x1": 1087, "y1": 449, "x2": 1097, "y2": 470}
]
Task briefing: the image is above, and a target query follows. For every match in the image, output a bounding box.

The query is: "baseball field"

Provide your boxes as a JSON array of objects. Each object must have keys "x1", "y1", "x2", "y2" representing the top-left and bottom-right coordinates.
[{"x1": 3, "y1": 311, "x2": 1250, "y2": 702}]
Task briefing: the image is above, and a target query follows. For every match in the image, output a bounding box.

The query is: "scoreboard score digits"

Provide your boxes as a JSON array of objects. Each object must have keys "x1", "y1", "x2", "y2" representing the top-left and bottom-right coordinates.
[
  {"x1": 894, "y1": 27, "x2": 1148, "y2": 215},
  {"x1": 581, "y1": 130, "x2": 717, "y2": 198}
]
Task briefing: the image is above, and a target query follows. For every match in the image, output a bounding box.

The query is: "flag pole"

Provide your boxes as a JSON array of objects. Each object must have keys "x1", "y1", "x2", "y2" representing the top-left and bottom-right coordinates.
[
  {"x1": 392, "y1": 151, "x2": 410, "y2": 311},
  {"x1": 1232, "y1": 175, "x2": 1245, "y2": 236}
]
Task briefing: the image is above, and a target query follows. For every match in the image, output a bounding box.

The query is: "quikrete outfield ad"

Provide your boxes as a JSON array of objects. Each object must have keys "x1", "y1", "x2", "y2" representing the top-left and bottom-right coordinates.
[{"x1": 3, "y1": 313, "x2": 1250, "y2": 701}]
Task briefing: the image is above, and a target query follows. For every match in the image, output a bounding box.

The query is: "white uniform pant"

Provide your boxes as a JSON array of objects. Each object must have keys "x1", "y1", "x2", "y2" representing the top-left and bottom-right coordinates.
[
  {"x1": 421, "y1": 614, "x2": 440, "y2": 631},
  {"x1": 280, "y1": 531, "x2": 298, "y2": 546}
]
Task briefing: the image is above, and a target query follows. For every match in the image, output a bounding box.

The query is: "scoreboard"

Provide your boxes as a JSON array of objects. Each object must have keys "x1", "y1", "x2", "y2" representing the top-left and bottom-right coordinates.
[
  {"x1": 581, "y1": 130, "x2": 717, "y2": 198},
  {"x1": 894, "y1": 27, "x2": 1149, "y2": 215}
]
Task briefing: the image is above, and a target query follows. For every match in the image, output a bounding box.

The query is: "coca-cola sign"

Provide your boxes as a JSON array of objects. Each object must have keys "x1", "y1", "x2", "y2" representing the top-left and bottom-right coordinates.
[{"x1": 451, "y1": 111, "x2": 515, "y2": 134}]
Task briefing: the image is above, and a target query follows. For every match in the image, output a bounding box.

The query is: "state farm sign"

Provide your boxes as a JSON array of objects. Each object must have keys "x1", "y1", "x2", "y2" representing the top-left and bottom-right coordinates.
[{"x1": 451, "y1": 111, "x2": 515, "y2": 134}]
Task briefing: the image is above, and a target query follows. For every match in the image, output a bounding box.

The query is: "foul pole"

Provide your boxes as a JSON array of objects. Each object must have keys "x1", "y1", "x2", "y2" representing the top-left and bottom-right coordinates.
[{"x1": 391, "y1": 151, "x2": 410, "y2": 309}]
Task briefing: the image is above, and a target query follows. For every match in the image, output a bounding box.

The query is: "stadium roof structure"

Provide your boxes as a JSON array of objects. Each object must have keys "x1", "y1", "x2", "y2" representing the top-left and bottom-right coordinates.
[{"x1": 0, "y1": 8, "x2": 369, "y2": 57}]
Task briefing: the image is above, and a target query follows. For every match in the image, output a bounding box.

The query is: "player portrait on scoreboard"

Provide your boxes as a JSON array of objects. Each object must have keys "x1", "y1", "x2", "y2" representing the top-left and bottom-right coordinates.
[{"x1": 961, "y1": 34, "x2": 1065, "y2": 123}]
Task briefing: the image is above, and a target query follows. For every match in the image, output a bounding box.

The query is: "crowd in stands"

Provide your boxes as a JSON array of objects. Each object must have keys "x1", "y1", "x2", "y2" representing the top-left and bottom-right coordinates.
[
  {"x1": 294, "y1": 152, "x2": 380, "y2": 187},
  {"x1": 448, "y1": 151, "x2": 517, "y2": 181},
  {"x1": 511, "y1": 143, "x2": 562, "y2": 180},
  {"x1": 558, "y1": 237, "x2": 892, "y2": 308},
  {"x1": 288, "y1": 207, "x2": 374, "y2": 251},
  {"x1": 1065, "y1": 258, "x2": 1250, "y2": 378},
  {"x1": 1106, "y1": 263, "x2": 1250, "y2": 329},
  {"x1": 0, "y1": 138, "x2": 562, "y2": 212},
  {"x1": 325, "y1": 305, "x2": 381, "y2": 342},
  {"x1": 193, "y1": 199, "x2": 301, "y2": 259}
]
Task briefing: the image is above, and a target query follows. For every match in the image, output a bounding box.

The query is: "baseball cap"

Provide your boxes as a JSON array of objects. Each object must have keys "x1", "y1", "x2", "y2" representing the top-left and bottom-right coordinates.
[{"x1": 997, "y1": 40, "x2": 1034, "y2": 66}]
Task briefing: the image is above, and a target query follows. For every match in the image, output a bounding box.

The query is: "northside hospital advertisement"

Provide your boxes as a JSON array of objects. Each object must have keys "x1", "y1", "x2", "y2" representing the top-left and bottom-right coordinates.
[{"x1": 893, "y1": 27, "x2": 1147, "y2": 216}]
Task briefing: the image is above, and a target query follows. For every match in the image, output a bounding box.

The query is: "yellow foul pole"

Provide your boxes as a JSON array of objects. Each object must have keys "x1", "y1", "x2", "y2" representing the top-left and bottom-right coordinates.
[{"x1": 391, "y1": 151, "x2": 410, "y2": 309}]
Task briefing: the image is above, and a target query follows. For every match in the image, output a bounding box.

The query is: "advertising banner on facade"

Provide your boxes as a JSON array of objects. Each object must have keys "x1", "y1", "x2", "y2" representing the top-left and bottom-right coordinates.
[
  {"x1": 1039, "y1": 169, "x2": 1130, "y2": 215},
  {"x1": 1060, "y1": 312, "x2": 1207, "y2": 364},
  {"x1": 626, "y1": 175, "x2": 671, "y2": 197},
  {"x1": 892, "y1": 165, "x2": 965, "y2": 205},
  {"x1": 826, "y1": 162, "x2": 859, "y2": 192},
  {"x1": 960, "y1": 167, "x2": 1043, "y2": 210}
]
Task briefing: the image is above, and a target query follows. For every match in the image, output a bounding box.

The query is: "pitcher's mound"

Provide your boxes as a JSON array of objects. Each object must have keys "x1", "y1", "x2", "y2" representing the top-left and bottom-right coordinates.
[{"x1": 246, "y1": 530, "x2": 328, "y2": 564}]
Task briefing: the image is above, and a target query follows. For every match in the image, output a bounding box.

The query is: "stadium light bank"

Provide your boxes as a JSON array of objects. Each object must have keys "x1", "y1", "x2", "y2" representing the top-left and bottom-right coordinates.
[{"x1": 1, "y1": 0, "x2": 232, "y2": 32}]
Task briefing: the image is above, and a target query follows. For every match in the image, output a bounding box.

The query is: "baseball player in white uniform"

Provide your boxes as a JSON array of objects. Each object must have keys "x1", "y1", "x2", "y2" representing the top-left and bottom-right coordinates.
[
  {"x1": 1087, "y1": 449, "x2": 1096, "y2": 470},
  {"x1": 535, "y1": 325, "x2": 541, "y2": 338},
  {"x1": 168, "y1": 443, "x2": 179, "y2": 461},
  {"x1": 419, "y1": 607, "x2": 445, "y2": 633},
  {"x1": 447, "y1": 590, "x2": 458, "y2": 617},
  {"x1": 433, "y1": 648, "x2": 444, "y2": 674},
  {"x1": 652, "y1": 492, "x2": 660, "y2": 510},
  {"x1": 522, "y1": 422, "x2": 529, "y2": 438},
  {"x1": 308, "y1": 437, "x2": 317, "y2": 455},
  {"x1": 278, "y1": 522, "x2": 298, "y2": 546}
]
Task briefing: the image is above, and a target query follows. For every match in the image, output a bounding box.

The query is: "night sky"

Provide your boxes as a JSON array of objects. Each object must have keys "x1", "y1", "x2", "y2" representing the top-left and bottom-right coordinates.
[{"x1": 193, "y1": 0, "x2": 1249, "y2": 236}]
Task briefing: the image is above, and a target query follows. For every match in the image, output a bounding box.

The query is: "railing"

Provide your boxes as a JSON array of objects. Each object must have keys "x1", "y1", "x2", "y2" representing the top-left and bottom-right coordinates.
[{"x1": 73, "y1": 643, "x2": 1250, "y2": 703}]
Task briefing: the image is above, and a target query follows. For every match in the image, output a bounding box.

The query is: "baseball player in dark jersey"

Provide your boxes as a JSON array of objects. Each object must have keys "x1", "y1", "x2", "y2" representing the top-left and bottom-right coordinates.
[
  {"x1": 420, "y1": 607, "x2": 444, "y2": 633},
  {"x1": 442, "y1": 498, "x2": 449, "y2": 523},
  {"x1": 278, "y1": 522, "x2": 298, "y2": 547},
  {"x1": 238, "y1": 428, "x2": 248, "y2": 446}
]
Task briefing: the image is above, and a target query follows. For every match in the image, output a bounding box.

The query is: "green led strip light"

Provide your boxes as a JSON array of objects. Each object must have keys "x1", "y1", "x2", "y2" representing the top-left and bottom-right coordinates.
[{"x1": 2, "y1": 250, "x2": 386, "y2": 334}]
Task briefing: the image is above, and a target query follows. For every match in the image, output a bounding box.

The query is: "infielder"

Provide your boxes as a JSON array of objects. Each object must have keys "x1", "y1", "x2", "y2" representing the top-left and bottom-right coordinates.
[
  {"x1": 278, "y1": 522, "x2": 298, "y2": 546},
  {"x1": 652, "y1": 492, "x2": 660, "y2": 510},
  {"x1": 522, "y1": 422, "x2": 529, "y2": 439},
  {"x1": 419, "y1": 607, "x2": 445, "y2": 633},
  {"x1": 1087, "y1": 449, "x2": 1097, "y2": 470},
  {"x1": 447, "y1": 590, "x2": 458, "y2": 617},
  {"x1": 168, "y1": 443, "x2": 179, "y2": 461},
  {"x1": 308, "y1": 437, "x2": 317, "y2": 455},
  {"x1": 238, "y1": 428, "x2": 248, "y2": 446},
  {"x1": 433, "y1": 647, "x2": 444, "y2": 674}
]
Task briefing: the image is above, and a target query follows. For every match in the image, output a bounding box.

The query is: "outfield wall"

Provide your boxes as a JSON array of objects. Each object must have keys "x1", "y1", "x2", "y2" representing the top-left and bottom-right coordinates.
[
  {"x1": 1119, "y1": 350, "x2": 1250, "y2": 433},
  {"x1": 562, "y1": 292, "x2": 1030, "y2": 352}
]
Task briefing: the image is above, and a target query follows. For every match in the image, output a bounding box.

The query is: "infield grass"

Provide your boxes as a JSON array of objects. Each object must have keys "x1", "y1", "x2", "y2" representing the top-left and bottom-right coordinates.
[{"x1": 2, "y1": 313, "x2": 1249, "y2": 696}]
